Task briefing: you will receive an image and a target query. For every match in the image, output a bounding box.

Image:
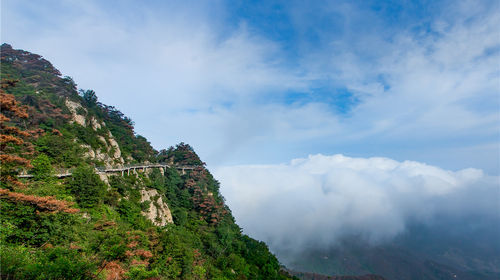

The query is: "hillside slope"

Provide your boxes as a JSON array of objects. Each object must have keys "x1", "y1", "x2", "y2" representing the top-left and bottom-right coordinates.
[{"x1": 0, "y1": 43, "x2": 296, "y2": 280}]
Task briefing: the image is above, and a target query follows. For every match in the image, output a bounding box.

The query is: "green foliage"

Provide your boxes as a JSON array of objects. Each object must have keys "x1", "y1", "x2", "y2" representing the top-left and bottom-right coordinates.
[
  {"x1": 108, "y1": 175, "x2": 131, "y2": 196},
  {"x1": 157, "y1": 143, "x2": 204, "y2": 167},
  {"x1": 34, "y1": 132, "x2": 84, "y2": 168},
  {"x1": 68, "y1": 165, "x2": 106, "y2": 208},
  {"x1": 0, "y1": 200, "x2": 80, "y2": 246},
  {"x1": 147, "y1": 168, "x2": 165, "y2": 192},
  {"x1": 125, "y1": 266, "x2": 159, "y2": 279},
  {"x1": 117, "y1": 198, "x2": 149, "y2": 230},
  {"x1": 0, "y1": 44, "x2": 295, "y2": 280},
  {"x1": 31, "y1": 154, "x2": 53, "y2": 181},
  {"x1": 67, "y1": 123, "x2": 105, "y2": 151},
  {"x1": 80, "y1": 89, "x2": 97, "y2": 107},
  {"x1": 0, "y1": 245, "x2": 95, "y2": 280}
]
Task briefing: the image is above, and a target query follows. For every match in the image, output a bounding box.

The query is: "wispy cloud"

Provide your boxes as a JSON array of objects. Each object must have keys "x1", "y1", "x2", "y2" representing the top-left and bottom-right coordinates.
[{"x1": 2, "y1": 0, "x2": 499, "y2": 173}]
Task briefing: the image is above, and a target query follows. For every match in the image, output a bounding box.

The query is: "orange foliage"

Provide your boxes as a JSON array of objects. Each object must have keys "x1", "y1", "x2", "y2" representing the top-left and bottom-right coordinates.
[
  {"x1": 51, "y1": 128, "x2": 63, "y2": 136},
  {"x1": 0, "y1": 91, "x2": 28, "y2": 119},
  {"x1": 134, "y1": 249, "x2": 153, "y2": 259},
  {"x1": 0, "y1": 188, "x2": 79, "y2": 214},
  {"x1": 0, "y1": 154, "x2": 31, "y2": 166},
  {"x1": 130, "y1": 259, "x2": 149, "y2": 267},
  {"x1": 0, "y1": 80, "x2": 33, "y2": 188},
  {"x1": 0, "y1": 114, "x2": 10, "y2": 123},
  {"x1": 125, "y1": 250, "x2": 135, "y2": 258},
  {"x1": 186, "y1": 173, "x2": 226, "y2": 225},
  {"x1": 93, "y1": 220, "x2": 117, "y2": 231},
  {"x1": 1, "y1": 125, "x2": 30, "y2": 137},
  {"x1": 127, "y1": 241, "x2": 139, "y2": 248},
  {"x1": 4, "y1": 175, "x2": 26, "y2": 188},
  {"x1": 102, "y1": 261, "x2": 126, "y2": 280},
  {"x1": 0, "y1": 134, "x2": 24, "y2": 145}
]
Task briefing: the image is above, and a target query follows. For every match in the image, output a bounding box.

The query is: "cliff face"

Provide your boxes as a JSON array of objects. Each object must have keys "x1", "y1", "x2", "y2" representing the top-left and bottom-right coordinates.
[
  {"x1": 0, "y1": 43, "x2": 295, "y2": 280},
  {"x1": 64, "y1": 98, "x2": 125, "y2": 167},
  {"x1": 140, "y1": 188, "x2": 173, "y2": 227}
]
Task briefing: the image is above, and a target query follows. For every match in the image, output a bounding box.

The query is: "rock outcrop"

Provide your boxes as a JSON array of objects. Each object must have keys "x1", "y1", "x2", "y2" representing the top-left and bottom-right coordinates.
[
  {"x1": 66, "y1": 99, "x2": 124, "y2": 167},
  {"x1": 140, "y1": 188, "x2": 173, "y2": 227},
  {"x1": 65, "y1": 99, "x2": 86, "y2": 126}
]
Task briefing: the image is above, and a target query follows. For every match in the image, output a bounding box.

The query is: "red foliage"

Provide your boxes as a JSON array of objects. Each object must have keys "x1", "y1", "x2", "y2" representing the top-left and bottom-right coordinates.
[
  {"x1": 0, "y1": 91, "x2": 29, "y2": 118},
  {"x1": 51, "y1": 129, "x2": 63, "y2": 136},
  {"x1": 134, "y1": 249, "x2": 153, "y2": 259},
  {"x1": 0, "y1": 154, "x2": 31, "y2": 166},
  {"x1": 130, "y1": 259, "x2": 149, "y2": 267},
  {"x1": 186, "y1": 171, "x2": 226, "y2": 225},
  {"x1": 93, "y1": 220, "x2": 117, "y2": 231},
  {"x1": 0, "y1": 134, "x2": 24, "y2": 145},
  {"x1": 1, "y1": 44, "x2": 62, "y2": 77},
  {"x1": 0, "y1": 188, "x2": 79, "y2": 213},
  {"x1": 127, "y1": 241, "x2": 139, "y2": 248},
  {"x1": 192, "y1": 249, "x2": 205, "y2": 267},
  {"x1": 0, "y1": 80, "x2": 34, "y2": 188},
  {"x1": 102, "y1": 261, "x2": 126, "y2": 280},
  {"x1": 23, "y1": 96, "x2": 70, "y2": 127}
]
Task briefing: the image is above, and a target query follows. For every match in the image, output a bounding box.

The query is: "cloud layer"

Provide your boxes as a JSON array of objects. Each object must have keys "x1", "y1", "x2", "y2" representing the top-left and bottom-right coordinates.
[
  {"x1": 214, "y1": 154, "x2": 499, "y2": 253},
  {"x1": 2, "y1": 0, "x2": 498, "y2": 173}
]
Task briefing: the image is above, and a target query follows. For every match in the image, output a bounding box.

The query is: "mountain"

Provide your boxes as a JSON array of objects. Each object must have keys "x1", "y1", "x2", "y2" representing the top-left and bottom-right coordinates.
[
  {"x1": 276, "y1": 220, "x2": 500, "y2": 280},
  {"x1": 0, "y1": 43, "x2": 298, "y2": 280},
  {"x1": 287, "y1": 270, "x2": 385, "y2": 280},
  {"x1": 0, "y1": 43, "x2": 390, "y2": 280},
  {"x1": 2, "y1": 43, "x2": 497, "y2": 280}
]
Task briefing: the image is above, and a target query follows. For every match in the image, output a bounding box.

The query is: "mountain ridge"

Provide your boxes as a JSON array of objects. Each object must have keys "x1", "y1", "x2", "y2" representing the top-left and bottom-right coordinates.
[
  {"x1": 0, "y1": 43, "x2": 385, "y2": 280},
  {"x1": 0, "y1": 43, "x2": 292, "y2": 279}
]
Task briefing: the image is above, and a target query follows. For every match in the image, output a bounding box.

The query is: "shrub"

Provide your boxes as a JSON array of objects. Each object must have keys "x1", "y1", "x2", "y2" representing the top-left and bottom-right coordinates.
[
  {"x1": 68, "y1": 165, "x2": 106, "y2": 208},
  {"x1": 31, "y1": 154, "x2": 53, "y2": 181}
]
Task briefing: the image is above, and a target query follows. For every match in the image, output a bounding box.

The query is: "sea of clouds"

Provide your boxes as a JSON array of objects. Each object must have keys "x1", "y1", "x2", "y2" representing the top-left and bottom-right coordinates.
[{"x1": 214, "y1": 154, "x2": 500, "y2": 253}]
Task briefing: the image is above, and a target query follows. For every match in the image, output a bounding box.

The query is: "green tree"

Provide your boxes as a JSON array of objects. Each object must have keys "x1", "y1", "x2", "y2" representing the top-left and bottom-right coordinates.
[
  {"x1": 68, "y1": 165, "x2": 105, "y2": 208},
  {"x1": 31, "y1": 154, "x2": 53, "y2": 181},
  {"x1": 80, "y1": 89, "x2": 97, "y2": 107}
]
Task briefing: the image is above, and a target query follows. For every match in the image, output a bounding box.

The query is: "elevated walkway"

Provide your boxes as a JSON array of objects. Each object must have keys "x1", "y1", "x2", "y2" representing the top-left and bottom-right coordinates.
[{"x1": 18, "y1": 163, "x2": 198, "y2": 178}]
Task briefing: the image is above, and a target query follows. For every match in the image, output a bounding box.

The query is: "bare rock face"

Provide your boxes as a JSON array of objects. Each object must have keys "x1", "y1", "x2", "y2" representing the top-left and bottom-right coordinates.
[
  {"x1": 98, "y1": 173, "x2": 109, "y2": 184},
  {"x1": 81, "y1": 143, "x2": 115, "y2": 168},
  {"x1": 108, "y1": 131, "x2": 122, "y2": 160},
  {"x1": 90, "y1": 117, "x2": 102, "y2": 130},
  {"x1": 65, "y1": 99, "x2": 86, "y2": 126},
  {"x1": 81, "y1": 144, "x2": 95, "y2": 158},
  {"x1": 67, "y1": 104, "x2": 124, "y2": 166},
  {"x1": 140, "y1": 188, "x2": 173, "y2": 227}
]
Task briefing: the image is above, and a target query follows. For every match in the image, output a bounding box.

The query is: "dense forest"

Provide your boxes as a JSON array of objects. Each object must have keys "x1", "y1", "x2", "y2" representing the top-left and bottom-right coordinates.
[{"x1": 0, "y1": 43, "x2": 296, "y2": 280}]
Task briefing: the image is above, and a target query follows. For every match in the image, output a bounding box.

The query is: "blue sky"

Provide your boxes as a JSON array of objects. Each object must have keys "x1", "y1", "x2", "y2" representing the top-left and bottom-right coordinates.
[
  {"x1": 2, "y1": 0, "x2": 499, "y2": 174},
  {"x1": 3, "y1": 1, "x2": 500, "y2": 254}
]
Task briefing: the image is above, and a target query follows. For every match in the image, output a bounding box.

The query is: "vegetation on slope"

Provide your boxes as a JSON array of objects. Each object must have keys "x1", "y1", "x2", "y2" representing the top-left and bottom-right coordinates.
[{"x1": 0, "y1": 43, "x2": 295, "y2": 280}]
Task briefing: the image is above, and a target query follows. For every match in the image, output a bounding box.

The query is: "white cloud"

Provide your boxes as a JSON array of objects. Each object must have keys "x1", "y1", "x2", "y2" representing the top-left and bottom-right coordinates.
[
  {"x1": 214, "y1": 154, "x2": 499, "y2": 252},
  {"x1": 2, "y1": 0, "x2": 499, "y2": 172}
]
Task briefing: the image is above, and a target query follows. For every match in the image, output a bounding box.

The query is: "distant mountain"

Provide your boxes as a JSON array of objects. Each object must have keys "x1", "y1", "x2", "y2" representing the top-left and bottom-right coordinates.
[
  {"x1": 287, "y1": 270, "x2": 385, "y2": 280},
  {"x1": 277, "y1": 220, "x2": 500, "y2": 280}
]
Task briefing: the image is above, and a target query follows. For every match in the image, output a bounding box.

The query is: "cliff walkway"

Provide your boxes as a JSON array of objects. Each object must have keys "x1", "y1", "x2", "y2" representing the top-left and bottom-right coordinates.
[{"x1": 18, "y1": 163, "x2": 197, "y2": 179}]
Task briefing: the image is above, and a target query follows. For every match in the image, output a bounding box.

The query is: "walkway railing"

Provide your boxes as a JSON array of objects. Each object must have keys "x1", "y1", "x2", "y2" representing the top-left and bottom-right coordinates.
[{"x1": 18, "y1": 163, "x2": 198, "y2": 179}]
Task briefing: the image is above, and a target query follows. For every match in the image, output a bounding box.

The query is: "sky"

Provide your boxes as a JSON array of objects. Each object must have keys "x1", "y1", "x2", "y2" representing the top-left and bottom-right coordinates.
[{"x1": 2, "y1": 0, "x2": 500, "y2": 257}]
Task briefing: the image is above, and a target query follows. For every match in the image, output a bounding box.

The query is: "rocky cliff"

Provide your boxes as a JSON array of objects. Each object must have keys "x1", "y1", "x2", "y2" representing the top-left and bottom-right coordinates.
[{"x1": 0, "y1": 43, "x2": 296, "y2": 280}]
